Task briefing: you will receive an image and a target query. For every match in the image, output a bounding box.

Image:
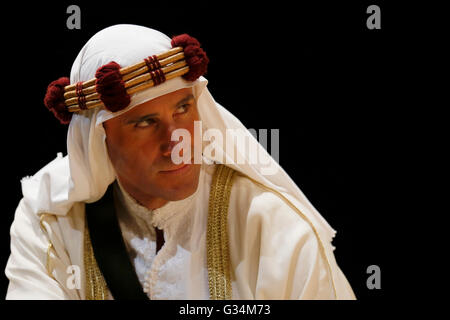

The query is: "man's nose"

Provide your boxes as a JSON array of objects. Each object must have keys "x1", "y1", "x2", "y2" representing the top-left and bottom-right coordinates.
[
  {"x1": 161, "y1": 140, "x2": 180, "y2": 157},
  {"x1": 160, "y1": 123, "x2": 182, "y2": 157}
]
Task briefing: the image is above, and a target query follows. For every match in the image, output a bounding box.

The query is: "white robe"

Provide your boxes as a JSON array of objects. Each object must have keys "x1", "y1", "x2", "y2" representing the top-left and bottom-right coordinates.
[{"x1": 5, "y1": 159, "x2": 356, "y2": 300}]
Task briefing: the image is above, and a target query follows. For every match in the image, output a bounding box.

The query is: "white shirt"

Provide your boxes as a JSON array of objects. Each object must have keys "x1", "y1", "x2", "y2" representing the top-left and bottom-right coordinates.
[{"x1": 113, "y1": 165, "x2": 203, "y2": 299}]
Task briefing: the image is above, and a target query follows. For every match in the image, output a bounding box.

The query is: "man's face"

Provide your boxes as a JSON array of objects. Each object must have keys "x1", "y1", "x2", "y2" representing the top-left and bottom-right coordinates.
[{"x1": 103, "y1": 87, "x2": 201, "y2": 206}]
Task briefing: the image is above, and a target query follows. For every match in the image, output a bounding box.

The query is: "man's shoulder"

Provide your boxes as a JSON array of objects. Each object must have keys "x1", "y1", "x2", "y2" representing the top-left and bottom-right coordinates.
[
  {"x1": 226, "y1": 171, "x2": 320, "y2": 263},
  {"x1": 230, "y1": 171, "x2": 290, "y2": 211},
  {"x1": 229, "y1": 172, "x2": 314, "y2": 234},
  {"x1": 19, "y1": 153, "x2": 73, "y2": 216}
]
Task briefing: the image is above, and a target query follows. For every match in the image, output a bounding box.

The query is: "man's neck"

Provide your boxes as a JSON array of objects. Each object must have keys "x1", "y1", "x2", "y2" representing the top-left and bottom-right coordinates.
[
  {"x1": 117, "y1": 179, "x2": 168, "y2": 210},
  {"x1": 135, "y1": 196, "x2": 168, "y2": 211}
]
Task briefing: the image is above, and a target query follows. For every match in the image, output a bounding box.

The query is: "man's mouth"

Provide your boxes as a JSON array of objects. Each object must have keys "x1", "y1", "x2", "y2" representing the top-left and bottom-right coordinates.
[
  {"x1": 159, "y1": 163, "x2": 191, "y2": 174},
  {"x1": 159, "y1": 159, "x2": 194, "y2": 174}
]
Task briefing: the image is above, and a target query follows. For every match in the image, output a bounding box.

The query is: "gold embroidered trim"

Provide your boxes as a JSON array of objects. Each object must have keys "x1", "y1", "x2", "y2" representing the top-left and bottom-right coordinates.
[
  {"x1": 45, "y1": 243, "x2": 54, "y2": 279},
  {"x1": 39, "y1": 213, "x2": 56, "y2": 280},
  {"x1": 84, "y1": 217, "x2": 108, "y2": 300},
  {"x1": 207, "y1": 164, "x2": 236, "y2": 300},
  {"x1": 39, "y1": 213, "x2": 53, "y2": 233},
  {"x1": 235, "y1": 172, "x2": 338, "y2": 299}
]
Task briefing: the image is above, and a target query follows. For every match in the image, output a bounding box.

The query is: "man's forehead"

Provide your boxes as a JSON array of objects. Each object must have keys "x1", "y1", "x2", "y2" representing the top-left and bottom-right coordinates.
[{"x1": 119, "y1": 88, "x2": 194, "y2": 119}]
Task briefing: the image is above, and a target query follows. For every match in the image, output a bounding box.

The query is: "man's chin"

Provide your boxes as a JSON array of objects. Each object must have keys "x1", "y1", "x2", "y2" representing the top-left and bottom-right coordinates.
[{"x1": 157, "y1": 166, "x2": 201, "y2": 201}]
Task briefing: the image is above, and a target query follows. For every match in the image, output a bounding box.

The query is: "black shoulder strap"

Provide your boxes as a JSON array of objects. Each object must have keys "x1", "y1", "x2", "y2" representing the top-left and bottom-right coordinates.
[{"x1": 85, "y1": 183, "x2": 149, "y2": 300}]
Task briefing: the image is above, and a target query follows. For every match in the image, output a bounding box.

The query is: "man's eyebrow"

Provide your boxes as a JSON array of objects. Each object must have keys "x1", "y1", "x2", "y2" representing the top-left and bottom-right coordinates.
[
  {"x1": 175, "y1": 94, "x2": 195, "y2": 107},
  {"x1": 123, "y1": 94, "x2": 194, "y2": 124},
  {"x1": 124, "y1": 113, "x2": 158, "y2": 124}
]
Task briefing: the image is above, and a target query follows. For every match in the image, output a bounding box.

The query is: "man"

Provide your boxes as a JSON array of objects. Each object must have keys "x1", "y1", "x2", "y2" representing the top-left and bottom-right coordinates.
[{"x1": 5, "y1": 24, "x2": 356, "y2": 299}]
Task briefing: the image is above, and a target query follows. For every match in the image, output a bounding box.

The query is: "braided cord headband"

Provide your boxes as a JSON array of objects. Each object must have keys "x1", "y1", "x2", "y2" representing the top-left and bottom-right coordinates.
[{"x1": 44, "y1": 34, "x2": 209, "y2": 124}]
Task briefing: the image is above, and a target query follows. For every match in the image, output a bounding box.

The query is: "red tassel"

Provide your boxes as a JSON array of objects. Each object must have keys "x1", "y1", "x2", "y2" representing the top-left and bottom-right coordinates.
[
  {"x1": 43, "y1": 77, "x2": 72, "y2": 125},
  {"x1": 95, "y1": 61, "x2": 130, "y2": 112},
  {"x1": 171, "y1": 34, "x2": 209, "y2": 81}
]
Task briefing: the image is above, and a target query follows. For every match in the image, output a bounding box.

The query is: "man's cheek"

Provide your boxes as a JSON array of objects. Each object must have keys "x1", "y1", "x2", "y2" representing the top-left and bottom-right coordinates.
[{"x1": 116, "y1": 150, "x2": 141, "y2": 175}]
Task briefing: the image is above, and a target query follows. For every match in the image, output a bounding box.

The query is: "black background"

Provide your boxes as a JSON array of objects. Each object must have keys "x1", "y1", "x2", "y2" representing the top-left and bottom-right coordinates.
[{"x1": 0, "y1": 0, "x2": 435, "y2": 304}]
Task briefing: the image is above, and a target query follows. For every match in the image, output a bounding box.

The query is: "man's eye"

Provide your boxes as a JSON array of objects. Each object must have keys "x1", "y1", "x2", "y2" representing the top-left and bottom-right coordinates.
[
  {"x1": 135, "y1": 118, "x2": 156, "y2": 128},
  {"x1": 175, "y1": 104, "x2": 190, "y2": 115}
]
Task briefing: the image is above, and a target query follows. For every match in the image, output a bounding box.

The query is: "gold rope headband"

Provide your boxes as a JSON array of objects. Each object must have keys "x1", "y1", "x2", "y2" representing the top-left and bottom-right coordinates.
[{"x1": 44, "y1": 34, "x2": 209, "y2": 124}]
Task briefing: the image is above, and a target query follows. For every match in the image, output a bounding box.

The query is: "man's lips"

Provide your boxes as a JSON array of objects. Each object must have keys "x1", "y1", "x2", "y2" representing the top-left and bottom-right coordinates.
[
  {"x1": 159, "y1": 159, "x2": 194, "y2": 174},
  {"x1": 159, "y1": 163, "x2": 191, "y2": 174}
]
